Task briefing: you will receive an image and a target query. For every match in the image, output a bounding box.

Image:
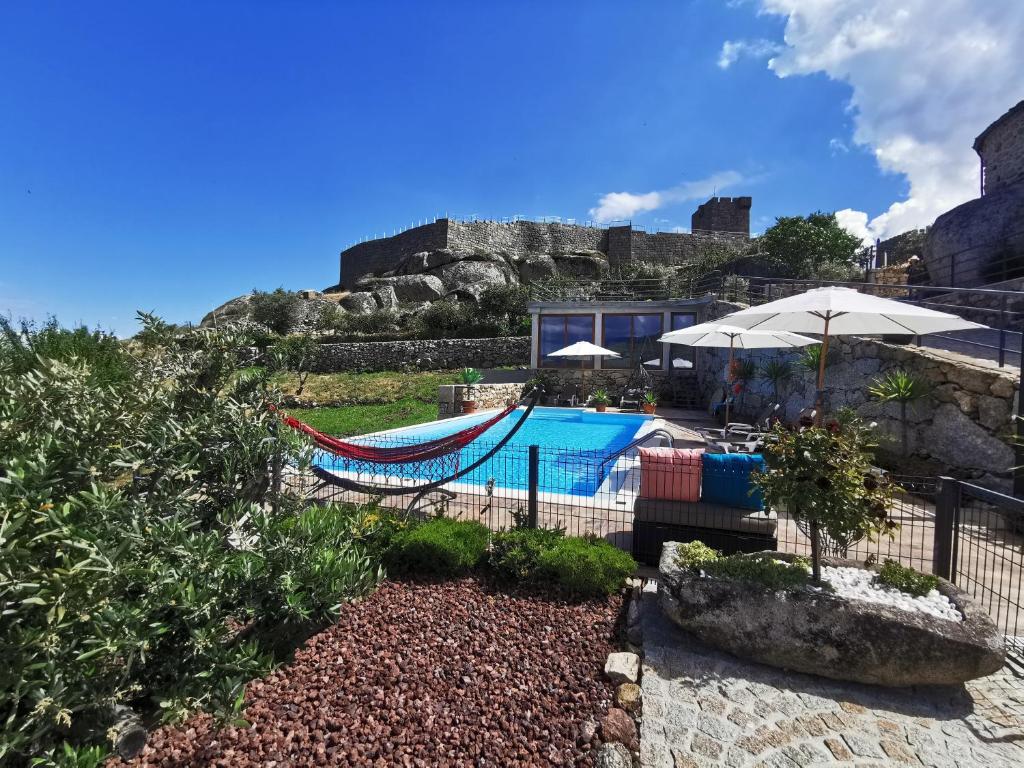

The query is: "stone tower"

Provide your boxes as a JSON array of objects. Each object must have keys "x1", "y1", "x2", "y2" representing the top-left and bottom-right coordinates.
[{"x1": 690, "y1": 196, "x2": 752, "y2": 236}]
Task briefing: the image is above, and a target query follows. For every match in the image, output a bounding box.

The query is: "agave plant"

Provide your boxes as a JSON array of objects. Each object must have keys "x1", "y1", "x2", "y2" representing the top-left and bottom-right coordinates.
[
  {"x1": 868, "y1": 369, "x2": 931, "y2": 456},
  {"x1": 759, "y1": 358, "x2": 793, "y2": 400}
]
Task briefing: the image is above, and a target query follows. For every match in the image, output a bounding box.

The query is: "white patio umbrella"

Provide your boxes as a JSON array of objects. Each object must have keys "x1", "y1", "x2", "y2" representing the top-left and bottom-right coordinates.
[
  {"x1": 721, "y1": 286, "x2": 987, "y2": 421},
  {"x1": 659, "y1": 322, "x2": 820, "y2": 424},
  {"x1": 546, "y1": 341, "x2": 621, "y2": 405}
]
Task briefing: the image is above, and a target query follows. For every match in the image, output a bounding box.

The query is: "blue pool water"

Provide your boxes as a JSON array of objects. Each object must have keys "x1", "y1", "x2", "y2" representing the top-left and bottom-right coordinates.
[{"x1": 313, "y1": 407, "x2": 652, "y2": 497}]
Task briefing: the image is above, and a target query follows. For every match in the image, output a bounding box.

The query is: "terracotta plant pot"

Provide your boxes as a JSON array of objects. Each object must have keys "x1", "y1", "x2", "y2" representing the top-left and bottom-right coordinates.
[
  {"x1": 595, "y1": 404, "x2": 607, "y2": 413},
  {"x1": 642, "y1": 403, "x2": 656, "y2": 414},
  {"x1": 462, "y1": 401, "x2": 478, "y2": 414}
]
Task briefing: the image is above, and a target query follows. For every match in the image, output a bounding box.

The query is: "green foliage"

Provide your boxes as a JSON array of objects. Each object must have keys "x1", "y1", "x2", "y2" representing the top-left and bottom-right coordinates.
[
  {"x1": 249, "y1": 288, "x2": 301, "y2": 335},
  {"x1": 590, "y1": 388, "x2": 611, "y2": 405},
  {"x1": 267, "y1": 335, "x2": 318, "y2": 396},
  {"x1": 536, "y1": 537, "x2": 636, "y2": 596},
  {"x1": 674, "y1": 541, "x2": 721, "y2": 570},
  {"x1": 868, "y1": 369, "x2": 931, "y2": 404},
  {"x1": 754, "y1": 415, "x2": 899, "y2": 579},
  {"x1": 477, "y1": 284, "x2": 530, "y2": 333},
  {"x1": 386, "y1": 518, "x2": 490, "y2": 576},
  {"x1": 413, "y1": 300, "x2": 472, "y2": 339},
  {"x1": 758, "y1": 358, "x2": 793, "y2": 396},
  {"x1": 460, "y1": 367, "x2": 483, "y2": 385},
  {"x1": 796, "y1": 344, "x2": 832, "y2": 375},
  {"x1": 488, "y1": 528, "x2": 566, "y2": 582},
  {"x1": 643, "y1": 391, "x2": 658, "y2": 405},
  {"x1": 31, "y1": 742, "x2": 110, "y2": 768},
  {"x1": 759, "y1": 212, "x2": 863, "y2": 280},
  {"x1": 732, "y1": 358, "x2": 757, "y2": 383},
  {"x1": 876, "y1": 559, "x2": 939, "y2": 597},
  {"x1": 704, "y1": 554, "x2": 813, "y2": 590},
  {"x1": 0, "y1": 315, "x2": 382, "y2": 762},
  {"x1": 0, "y1": 316, "x2": 131, "y2": 385},
  {"x1": 675, "y1": 542, "x2": 812, "y2": 590}
]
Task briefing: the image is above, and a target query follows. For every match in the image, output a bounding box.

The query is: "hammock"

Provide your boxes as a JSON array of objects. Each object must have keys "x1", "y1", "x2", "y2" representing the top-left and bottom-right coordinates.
[
  {"x1": 280, "y1": 399, "x2": 519, "y2": 464},
  {"x1": 283, "y1": 387, "x2": 542, "y2": 497}
]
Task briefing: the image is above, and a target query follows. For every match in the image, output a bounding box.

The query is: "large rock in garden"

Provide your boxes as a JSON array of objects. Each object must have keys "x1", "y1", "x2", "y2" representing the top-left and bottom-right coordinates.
[
  {"x1": 922, "y1": 403, "x2": 1014, "y2": 472},
  {"x1": 438, "y1": 260, "x2": 510, "y2": 299},
  {"x1": 391, "y1": 274, "x2": 445, "y2": 302},
  {"x1": 372, "y1": 285, "x2": 398, "y2": 310},
  {"x1": 658, "y1": 542, "x2": 1005, "y2": 687},
  {"x1": 339, "y1": 291, "x2": 377, "y2": 315},
  {"x1": 604, "y1": 652, "x2": 639, "y2": 684}
]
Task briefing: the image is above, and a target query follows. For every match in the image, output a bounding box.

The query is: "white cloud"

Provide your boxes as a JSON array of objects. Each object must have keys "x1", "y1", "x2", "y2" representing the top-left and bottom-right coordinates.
[
  {"x1": 589, "y1": 171, "x2": 744, "y2": 223},
  {"x1": 726, "y1": 1, "x2": 1024, "y2": 241},
  {"x1": 828, "y1": 138, "x2": 849, "y2": 154},
  {"x1": 718, "y1": 38, "x2": 783, "y2": 69}
]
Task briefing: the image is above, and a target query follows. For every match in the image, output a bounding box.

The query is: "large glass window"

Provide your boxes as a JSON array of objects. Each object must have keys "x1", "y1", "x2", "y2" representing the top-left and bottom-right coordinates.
[
  {"x1": 601, "y1": 314, "x2": 664, "y2": 369},
  {"x1": 669, "y1": 312, "x2": 697, "y2": 370},
  {"x1": 538, "y1": 314, "x2": 595, "y2": 368}
]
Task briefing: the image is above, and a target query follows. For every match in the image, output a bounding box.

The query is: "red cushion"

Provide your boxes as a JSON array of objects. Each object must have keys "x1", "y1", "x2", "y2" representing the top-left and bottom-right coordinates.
[{"x1": 639, "y1": 447, "x2": 703, "y2": 501}]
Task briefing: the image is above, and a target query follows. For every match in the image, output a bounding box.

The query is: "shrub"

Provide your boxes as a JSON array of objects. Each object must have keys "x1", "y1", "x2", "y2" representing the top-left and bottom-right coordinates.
[
  {"x1": 705, "y1": 554, "x2": 813, "y2": 591},
  {"x1": 876, "y1": 559, "x2": 940, "y2": 597},
  {"x1": 0, "y1": 316, "x2": 131, "y2": 385},
  {"x1": 477, "y1": 283, "x2": 529, "y2": 331},
  {"x1": 249, "y1": 288, "x2": 301, "y2": 335},
  {"x1": 0, "y1": 315, "x2": 382, "y2": 762},
  {"x1": 489, "y1": 528, "x2": 565, "y2": 581},
  {"x1": 537, "y1": 537, "x2": 636, "y2": 596},
  {"x1": 387, "y1": 518, "x2": 490, "y2": 576},
  {"x1": 413, "y1": 300, "x2": 473, "y2": 339},
  {"x1": 675, "y1": 540, "x2": 721, "y2": 570}
]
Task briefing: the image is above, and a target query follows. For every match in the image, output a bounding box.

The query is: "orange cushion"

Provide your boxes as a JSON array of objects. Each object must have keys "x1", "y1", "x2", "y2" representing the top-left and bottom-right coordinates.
[{"x1": 639, "y1": 447, "x2": 703, "y2": 502}]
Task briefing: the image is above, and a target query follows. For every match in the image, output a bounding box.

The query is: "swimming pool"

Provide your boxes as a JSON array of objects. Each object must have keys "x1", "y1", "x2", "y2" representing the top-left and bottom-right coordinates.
[{"x1": 313, "y1": 407, "x2": 655, "y2": 497}]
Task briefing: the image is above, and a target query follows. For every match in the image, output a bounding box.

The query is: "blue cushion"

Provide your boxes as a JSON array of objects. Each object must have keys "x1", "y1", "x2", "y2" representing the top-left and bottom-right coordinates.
[{"x1": 700, "y1": 453, "x2": 765, "y2": 510}]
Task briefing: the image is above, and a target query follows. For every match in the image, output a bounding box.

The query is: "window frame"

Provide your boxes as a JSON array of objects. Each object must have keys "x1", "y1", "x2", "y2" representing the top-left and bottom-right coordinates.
[
  {"x1": 537, "y1": 313, "x2": 596, "y2": 369},
  {"x1": 600, "y1": 312, "x2": 665, "y2": 370}
]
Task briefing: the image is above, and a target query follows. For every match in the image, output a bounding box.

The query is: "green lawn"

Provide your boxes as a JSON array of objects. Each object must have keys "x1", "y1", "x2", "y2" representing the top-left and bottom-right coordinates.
[{"x1": 277, "y1": 369, "x2": 459, "y2": 436}]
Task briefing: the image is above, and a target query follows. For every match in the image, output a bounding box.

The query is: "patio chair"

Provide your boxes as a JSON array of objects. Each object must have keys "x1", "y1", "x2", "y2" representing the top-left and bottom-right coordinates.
[
  {"x1": 619, "y1": 387, "x2": 645, "y2": 411},
  {"x1": 699, "y1": 403, "x2": 780, "y2": 442},
  {"x1": 556, "y1": 385, "x2": 580, "y2": 407}
]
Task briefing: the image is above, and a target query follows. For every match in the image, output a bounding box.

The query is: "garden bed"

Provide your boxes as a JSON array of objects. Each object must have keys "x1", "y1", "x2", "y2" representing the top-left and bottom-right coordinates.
[{"x1": 118, "y1": 578, "x2": 623, "y2": 767}]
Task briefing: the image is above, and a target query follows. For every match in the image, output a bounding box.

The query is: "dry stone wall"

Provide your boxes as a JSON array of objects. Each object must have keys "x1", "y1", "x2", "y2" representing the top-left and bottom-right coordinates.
[
  {"x1": 310, "y1": 336, "x2": 530, "y2": 373},
  {"x1": 438, "y1": 382, "x2": 524, "y2": 418}
]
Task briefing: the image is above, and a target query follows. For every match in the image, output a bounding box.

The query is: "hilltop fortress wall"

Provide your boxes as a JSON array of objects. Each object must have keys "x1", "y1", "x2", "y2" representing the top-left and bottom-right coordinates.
[{"x1": 338, "y1": 197, "x2": 752, "y2": 287}]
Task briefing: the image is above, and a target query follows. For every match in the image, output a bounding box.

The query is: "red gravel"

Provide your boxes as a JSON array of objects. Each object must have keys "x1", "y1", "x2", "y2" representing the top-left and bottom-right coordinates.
[{"x1": 122, "y1": 578, "x2": 624, "y2": 767}]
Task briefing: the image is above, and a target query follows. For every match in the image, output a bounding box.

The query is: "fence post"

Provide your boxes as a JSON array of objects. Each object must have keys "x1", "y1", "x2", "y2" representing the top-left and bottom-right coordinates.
[
  {"x1": 998, "y1": 293, "x2": 1007, "y2": 368},
  {"x1": 527, "y1": 445, "x2": 540, "y2": 529},
  {"x1": 933, "y1": 477, "x2": 960, "y2": 580}
]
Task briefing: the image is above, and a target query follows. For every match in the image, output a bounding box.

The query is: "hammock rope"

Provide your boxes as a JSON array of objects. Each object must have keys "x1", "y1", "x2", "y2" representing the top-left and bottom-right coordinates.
[{"x1": 286, "y1": 387, "x2": 542, "y2": 497}]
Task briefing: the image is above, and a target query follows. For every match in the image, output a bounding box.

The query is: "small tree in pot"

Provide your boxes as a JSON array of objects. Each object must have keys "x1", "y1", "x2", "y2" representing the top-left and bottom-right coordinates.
[
  {"x1": 753, "y1": 411, "x2": 899, "y2": 583},
  {"x1": 460, "y1": 367, "x2": 484, "y2": 413},
  {"x1": 590, "y1": 388, "x2": 611, "y2": 412}
]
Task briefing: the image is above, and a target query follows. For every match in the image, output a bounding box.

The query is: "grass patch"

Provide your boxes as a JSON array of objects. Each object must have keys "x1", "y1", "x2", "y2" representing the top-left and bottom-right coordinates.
[
  {"x1": 288, "y1": 399, "x2": 438, "y2": 437},
  {"x1": 876, "y1": 559, "x2": 939, "y2": 597},
  {"x1": 276, "y1": 369, "x2": 459, "y2": 404}
]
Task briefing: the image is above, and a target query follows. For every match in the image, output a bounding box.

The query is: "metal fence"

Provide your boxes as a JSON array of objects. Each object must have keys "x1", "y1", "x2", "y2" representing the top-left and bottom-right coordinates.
[{"x1": 299, "y1": 432, "x2": 1024, "y2": 651}]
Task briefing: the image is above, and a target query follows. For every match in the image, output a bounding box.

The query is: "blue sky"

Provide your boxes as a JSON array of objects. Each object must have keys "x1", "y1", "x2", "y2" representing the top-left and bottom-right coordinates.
[{"x1": 2, "y1": 1, "x2": 1020, "y2": 334}]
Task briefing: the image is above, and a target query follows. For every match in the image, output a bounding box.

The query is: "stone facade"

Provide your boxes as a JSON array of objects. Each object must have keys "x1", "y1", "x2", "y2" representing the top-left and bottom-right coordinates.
[
  {"x1": 339, "y1": 199, "x2": 751, "y2": 286},
  {"x1": 310, "y1": 336, "x2": 530, "y2": 373},
  {"x1": 691, "y1": 196, "x2": 751, "y2": 236},
  {"x1": 976, "y1": 100, "x2": 1024, "y2": 195}
]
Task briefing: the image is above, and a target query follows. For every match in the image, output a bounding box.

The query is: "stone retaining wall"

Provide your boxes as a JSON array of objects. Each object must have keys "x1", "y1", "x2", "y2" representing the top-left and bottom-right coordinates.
[
  {"x1": 696, "y1": 307, "x2": 1019, "y2": 488},
  {"x1": 438, "y1": 383, "x2": 524, "y2": 418},
  {"x1": 311, "y1": 336, "x2": 530, "y2": 373}
]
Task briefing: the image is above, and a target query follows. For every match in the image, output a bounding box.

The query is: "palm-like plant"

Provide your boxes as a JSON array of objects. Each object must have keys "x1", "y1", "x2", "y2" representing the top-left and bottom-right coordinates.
[
  {"x1": 759, "y1": 358, "x2": 793, "y2": 400},
  {"x1": 796, "y1": 345, "x2": 829, "y2": 375},
  {"x1": 868, "y1": 369, "x2": 931, "y2": 456}
]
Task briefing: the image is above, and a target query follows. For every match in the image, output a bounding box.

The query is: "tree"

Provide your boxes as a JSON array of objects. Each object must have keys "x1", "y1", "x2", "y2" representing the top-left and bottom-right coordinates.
[
  {"x1": 754, "y1": 412, "x2": 898, "y2": 583},
  {"x1": 759, "y1": 212, "x2": 863, "y2": 280},
  {"x1": 250, "y1": 288, "x2": 301, "y2": 335}
]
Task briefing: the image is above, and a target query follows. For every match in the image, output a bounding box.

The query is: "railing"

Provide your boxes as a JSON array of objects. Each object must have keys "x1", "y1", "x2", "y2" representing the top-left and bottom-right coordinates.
[{"x1": 596, "y1": 428, "x2": 676, "y2": 475}]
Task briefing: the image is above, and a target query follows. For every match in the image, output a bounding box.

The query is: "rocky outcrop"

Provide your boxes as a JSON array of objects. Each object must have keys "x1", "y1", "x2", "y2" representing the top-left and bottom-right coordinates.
[
  {"x1": 437, "y1": 260, "x2": 511, "y2": 299},
  {"x1": 339, "y1": 292, "x2": 377, "y2": 314},
  {"x1": 658, "y1": 543, "x2": 1005, "y2": 687}
]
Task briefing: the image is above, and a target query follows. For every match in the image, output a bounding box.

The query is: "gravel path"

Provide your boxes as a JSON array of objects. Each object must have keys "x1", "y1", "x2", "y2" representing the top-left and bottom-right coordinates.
[{"x1": 120, "y1": 579, "x2": 623, "y2": 767}]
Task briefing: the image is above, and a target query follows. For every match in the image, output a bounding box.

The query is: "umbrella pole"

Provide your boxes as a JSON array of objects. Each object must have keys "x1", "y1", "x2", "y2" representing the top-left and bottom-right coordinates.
[
  {"x1": 726, "y1": 338, "x2": 734, "y2": 425},
  {"x1": 814, "y1": 317, "x2": 831, "y2": 426}
]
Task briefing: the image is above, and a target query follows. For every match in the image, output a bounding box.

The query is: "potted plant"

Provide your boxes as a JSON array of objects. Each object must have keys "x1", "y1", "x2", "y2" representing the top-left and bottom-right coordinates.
[
  {"x1": 590, "y1": 389, "x2": 611, "y2": 413},
  {"x1": 460, "y1": 367, "x2": 484, "y2": 413},
  {"x1": 641, "y1": 391, "x2": 657, "y2": 414}
]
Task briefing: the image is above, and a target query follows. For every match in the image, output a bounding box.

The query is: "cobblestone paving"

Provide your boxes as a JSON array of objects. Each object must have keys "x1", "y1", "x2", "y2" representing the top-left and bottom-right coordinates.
[{"x1": 638, "y1": 587, "x2": 1024, "y2": 767}]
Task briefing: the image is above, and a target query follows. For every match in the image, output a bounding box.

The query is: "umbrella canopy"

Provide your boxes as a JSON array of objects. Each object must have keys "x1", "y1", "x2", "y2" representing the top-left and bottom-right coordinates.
[
  {"x1": 722, "y1": 286, "x2": 986, "y2": 336},
  {"x1": 719, "y1": 286, "x2": 986, "y2": 422},
  {"x1": 546, "y1": 341, "x2": 621, "y2": 359},
  {"x1": 659, "y1": 322, "x2": 819, "y2": 424},
  {"x1": 659, "y1": 322, "x2": 821, "y2": 349}
]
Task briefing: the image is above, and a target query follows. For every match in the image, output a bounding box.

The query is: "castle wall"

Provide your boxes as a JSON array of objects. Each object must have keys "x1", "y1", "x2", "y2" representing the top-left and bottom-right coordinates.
[
  {"x1": 339, "y1": 221, "x2": 448, "y2": 288},
  {"x1": 446, "y1": 220, "x2": 608, "y2": 259},
  {"x1": 691, "y1": 196, "x2": 751, "y2": 235},
  {"x1": 978, "y1": 103, "x2": 1024, "y2": 194}
]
